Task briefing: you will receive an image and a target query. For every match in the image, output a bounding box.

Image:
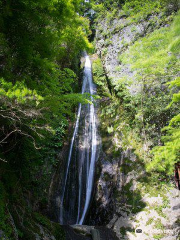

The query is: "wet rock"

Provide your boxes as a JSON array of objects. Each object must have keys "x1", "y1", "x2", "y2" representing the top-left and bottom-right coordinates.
[
  {"x1": 94, "y1": 227, "x2": 119, "y2": 240},
  {"x1": 63, "y1": 226, "x2": 92, "y2": 240},
  {"x1": 91, "y1": 229, "x2": 101, "y2": 240},
  {"x1": 72, "y1": 225, "x2": 94, "y2": 236}
]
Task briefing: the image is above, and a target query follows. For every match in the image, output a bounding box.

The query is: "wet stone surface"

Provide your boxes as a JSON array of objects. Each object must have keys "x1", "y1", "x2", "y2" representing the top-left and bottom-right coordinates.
[{"x1": 62, "y1": 226, "x2": 119, "y2": 240}]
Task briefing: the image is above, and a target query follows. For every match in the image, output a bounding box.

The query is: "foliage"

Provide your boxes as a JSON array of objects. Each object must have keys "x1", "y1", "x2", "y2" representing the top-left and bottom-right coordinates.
[
  {"x1": 0, "y1": 182, "x2": 13, "y2": 239},
  {"x1": 0, "y1": 0, "x2": 93, "y2": 157},
  {"x1": 122, "y1": 0, "x2": 163, "y2": 18},
  {"x1": 92, "y1": 56, "x2": 110, "y2": 97},
  {"x1": 118, "y1": 11, "x2": 180, "y2": 174},
  {"x1": 0, "y1": 0, "x2": 93, "y2": 238},
  {"x1": 92, "y1": 0, "x2": 179, "y2": 16},
  {"x1": 0, "y1": 78, "x2": 47, "y2": 160},
  {"x1": 0, "y1": 78, "x2": 43, "y2": 104},
  {"x1": 147, "y1": 14, "x2": 180, "y2": 174},
  {"x1": 92, "y1": 3, "x2": 179, "y2": 237},
  {"x1": 92, "y1": 0, "x2": 125, "y2": 10},
  {"x1": 0, "y1": 0, "x2": 92, "y2": 158},
  {"x1": 153, "y1": 233, "x2": 166, "y2": 239},
  {"x1": 149, "y1": 76, "x2": 180, "y2": 174},
  {"x1": 94, "y1": 3, "x2": 180, "y2": 175},
  {"x1": 121, "y1": 11, "x2": 180, "y2": 78},
  {"x1": 92, "y1": 0, "x2": 179, "y2": 29}
]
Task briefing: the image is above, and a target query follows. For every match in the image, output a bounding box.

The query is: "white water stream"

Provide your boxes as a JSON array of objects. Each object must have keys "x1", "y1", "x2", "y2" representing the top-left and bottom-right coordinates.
[{"x1": 60, "y1": 55, "x2": 98, "y2": 225}]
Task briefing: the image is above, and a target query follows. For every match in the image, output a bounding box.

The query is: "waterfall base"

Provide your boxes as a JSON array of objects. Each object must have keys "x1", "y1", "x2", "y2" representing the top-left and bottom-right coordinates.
[{"x1": 62, "y1": 225, "x2": 119, "y2": 240}]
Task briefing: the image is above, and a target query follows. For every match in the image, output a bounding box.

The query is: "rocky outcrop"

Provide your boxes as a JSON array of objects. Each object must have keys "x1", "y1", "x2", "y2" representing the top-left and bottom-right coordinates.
[
  {"x1": 70, "y1": 226, "x2": 119, "y2": 240},
  {"x1": 95, "y1": 12, "x2": 173, "y2": 83}
]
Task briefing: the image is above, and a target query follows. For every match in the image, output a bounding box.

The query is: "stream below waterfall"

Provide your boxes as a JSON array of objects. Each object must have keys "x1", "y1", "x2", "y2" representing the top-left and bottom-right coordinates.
[{"x1": 60, "y1": 55, "x2": 100, "y2": 225}]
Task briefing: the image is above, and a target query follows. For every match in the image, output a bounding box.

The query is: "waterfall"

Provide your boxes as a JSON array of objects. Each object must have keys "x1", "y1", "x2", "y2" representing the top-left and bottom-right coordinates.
[{"x1": 60, "y1": 55, "x2": 98, "y2": 225}]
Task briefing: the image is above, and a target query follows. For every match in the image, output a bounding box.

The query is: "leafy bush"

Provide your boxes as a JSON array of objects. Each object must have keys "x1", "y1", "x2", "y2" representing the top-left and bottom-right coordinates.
[
  {"x1": 0, "y1": 0, "x2": 93, "y2": 237},
  {"x1": 92, "y1": 57, "x2": 110, "y2": 97},
  {"x1": 119, "y1": 11, "x2": 180, "y2": 174}
]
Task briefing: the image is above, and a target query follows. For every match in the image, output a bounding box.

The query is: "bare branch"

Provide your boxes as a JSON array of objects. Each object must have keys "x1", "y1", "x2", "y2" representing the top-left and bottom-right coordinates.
[
  {"x1": 0, "y1": 130, "x2": 18, "y2": 144},
  {"x1": 0, "y1": 157, "x2": 7, "y2": 163}
]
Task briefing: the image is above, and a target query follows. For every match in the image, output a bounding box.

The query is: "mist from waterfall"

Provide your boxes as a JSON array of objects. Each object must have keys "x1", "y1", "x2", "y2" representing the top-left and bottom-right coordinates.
[{"x1": 59, "y1": 55, "x2": 99, "y2": 225}]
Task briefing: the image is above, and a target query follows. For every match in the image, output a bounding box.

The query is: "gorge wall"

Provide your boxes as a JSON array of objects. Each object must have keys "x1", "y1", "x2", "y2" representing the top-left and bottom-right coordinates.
[{"x1": 90, "y1": 2, "x2": 180, "y2": 239}]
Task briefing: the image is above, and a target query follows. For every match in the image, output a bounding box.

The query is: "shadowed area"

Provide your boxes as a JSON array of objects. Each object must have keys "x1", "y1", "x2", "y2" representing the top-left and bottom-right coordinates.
[{"x1": 62, "y1": 225, "x2": 119, "y2": 240}]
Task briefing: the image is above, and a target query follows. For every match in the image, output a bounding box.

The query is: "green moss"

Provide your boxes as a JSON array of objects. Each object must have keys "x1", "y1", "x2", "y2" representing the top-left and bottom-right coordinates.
[
  {"x1": 154, "y1": 218, "x2": 165, "y2": 230},
  {"x1": 52, "y1": 223, "x2": 66, "y2": 240},
  {"x1": 120, "y1": 158, "x2": 133, "y2": 174},
  {"x1": 103, "y1": 172, "x2": 112, "y2": 181},
  {"x1": 0, "y1": 192, "x2": 65, "y2": 240},
  {"x1": 33, "y1": 213, "x2": 52, "y2": 230},
  {"x1": 175, "y1": 218, "x2": 180, "y2": 225},
  {"x1": 154, "y1": 205, "x2": 167, "y2": 218},
  {"x1": 131, "y1": 25, "x2": 137, "y2": 32},
  {"x1": 92, "y1": 56, "x2": 110, "y2": 97},
  {"x1": 153, "y1": 233, "x2": 165, "y2": 239},
  {"x1": 0, "y1": 181, "x2": 13, "y2": 239},
  {"x1": 122, "y1": 0, "x2": 165, "y2": 23},
  {"x1": 112, "y1": 149, "x2": 120, "y2": 157},
  {"x1": 120, "y1": 226, "x2": 135, "y2": 237},
  {"x1": 120, "y1": 226, "x2": 126, "y2": 237},
  {"x1": 32, "y1": 213, "x2": 65, "y2": 240},
  {"x1": 146, "y1": 217, "x2": 154, "y2": 225},
  {"x1": 122, "y1": 180, "x2": 146, "y2": 214},
  {"x1": 105, "y1": 39, "x2": 112, "y2": 46},
  {"x1": 114, "y1": 66, "x2": 122, "y2": 72},
  {"x1": 102, "y1": 48, "x2": 108, "y2": 56}
]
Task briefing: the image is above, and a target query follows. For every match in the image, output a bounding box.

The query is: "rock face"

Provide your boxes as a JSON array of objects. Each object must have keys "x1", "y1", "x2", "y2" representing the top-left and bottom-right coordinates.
[
  {"x1": 48, "y1": 136, "x2": 72, "y2": 222},
  {"x1": 68, "y1": 226, "x2": 119, "y2": 240},
  {"x1": 89, "y1": 154, "x2": 120, "y2": 225},
  {"x1": 89, "y1": 148, "x2": 141, "y2": 226},
  {"x1": 95, "y1": 12, "x2": 172, "y2": 83},
  {"x1": 90, "y1": 7, "x2": 180, "y2": 240}
]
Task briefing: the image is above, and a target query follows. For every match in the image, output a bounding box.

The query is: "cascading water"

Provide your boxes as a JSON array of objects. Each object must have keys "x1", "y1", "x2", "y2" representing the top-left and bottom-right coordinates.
[{"x1": 60, "y1": 55, "x2": 99, "y2": 225}]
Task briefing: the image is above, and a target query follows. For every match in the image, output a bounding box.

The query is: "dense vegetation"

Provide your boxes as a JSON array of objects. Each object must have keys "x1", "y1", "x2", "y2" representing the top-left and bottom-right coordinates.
[
  {"x1": 0, "y1": 0, "x2": 92, "y2": 164},
  {"x1": 92, "y1": 0, "x2": 180, "y2": 175},
  {"x1": 0, "y1": 0, "x2": 92, "y2": 238},
  {"x1": 92, "y1": 1, "x2": 180, "y2": 237},
  {"x1": 120, "y1": 12, "x2": 180, "y2": 174},
  {"x1": 0, "y1": 0, "x2": 179, "y2": 239}
]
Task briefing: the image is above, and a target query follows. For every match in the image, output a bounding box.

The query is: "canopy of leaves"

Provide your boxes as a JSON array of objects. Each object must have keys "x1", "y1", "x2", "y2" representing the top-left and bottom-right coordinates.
[
  {"x1": 0, "y1": 1, "x2": 93, "y2": 237},
  {"x1": 0, "y1": 0, "x2": 93, "y2": 159}
]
